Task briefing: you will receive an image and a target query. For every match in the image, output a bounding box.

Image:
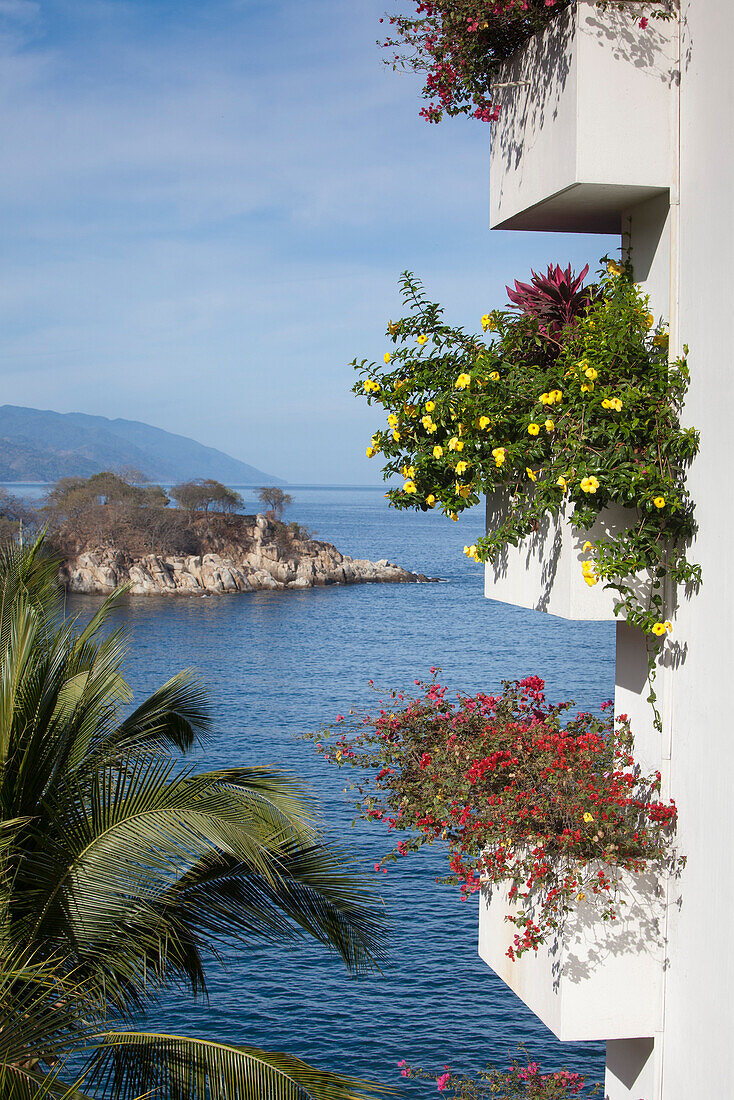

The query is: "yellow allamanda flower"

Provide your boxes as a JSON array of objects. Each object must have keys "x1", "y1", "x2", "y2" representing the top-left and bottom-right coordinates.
[
  {"x1": 610, "y1": 398, "x2": 623, "y2": 411},
  {"x1": 583, "y1": 541, "x2": 593, "y2": 552},
  {"x1": 401, "y1": 465, "x2": 415, "y2": 478},
  {"x1": 455, "y1": 483, "x2": 472, "y2": 498},
  {"x1": 584, "y1": 366, "x2": 598, "y2": 381},
  {"x1": 544, "y1": 419, "x2": 555, "y2": 433},
  {"x1": 580, "y1": 476, "x2": 600, "y2": 494},
  {"x1": 433, "y1": 445, "x2": 444, "y2": 458},
  {"x1": 492, "y1": 447, "x2": 506, "y2": 467},
  {"x1": 583, "y1": 812, "x2": 594, "y2": 823},
  {"x1": 556, "y1": 476, "x2": 568, "y2": 490},
  {"x1": 425, "y1": 400, "x2": 435, "y2": 412},
  {"x1": 651, "y1": 622, "x2": 667, "y2": 637},
  {"x1": 392, "y1": 430, "x2": 400, "y2": 441},
  {"x1": 489, "y1": 371, "x2": 500, "y2": 381},
  {"x1": 366, "y1": 447, "x2": 376, "y2": 458},
  {"x1": 384, "y1": 352, "x2": 391, "y2": 364},
  {"x1": 539, "y1": 392, "x2": 551, "y2": 405},
  {"x1": 455, "y1": 460, "x2": 470, "y2": 475},
  {"x1": 481, "y1": 314, "x2": 496, "y2": 332},
  {"x1": 387, "y1": 413, "x2": 398, "y2": 428},
  {"x1": 479, "y1": 415, "x2": 491, "y2": 429},
  {"x1": 653, "y1": 496, "x2": 666, "y2": 509},
  {"x1": 527, "y1": 423, "x2": 540, "y2": 436},
  {"x1": 403, "y1": 479, "x2": 417, "y2": 494},
  {"x1": 550, "y1": 389, "x2": 562, "y2": 404},
  {"x1": 422, "y1": 415, "x2": 436, "y2": 432},
  {"x1": 455, "y1": 373, "x2": 471, "y2": 390},
  {"x1": 448, "y1": 437, "x2": 463, "y2": 452},
  {"x1": 645, "y1": 313, "x2": 655, "y2": 329},
  {"x1": 580, "y1": 382, "x2": 594, "y2": 393},
  {"x1": 607, "y1": 260, "x2": 623, "y2": 276},
  {"x1": 417, "y1": 334, "x2": 429, "y2": 345},
  {"x1": 426, "y1": 494, "x2": 436, "y2": 507},
  {"x1": 363, "y1": 379, "x2": 380, "y2": 394},
  {"x1": 525, "y1": 467, "x2": 538, "y2": 483}
]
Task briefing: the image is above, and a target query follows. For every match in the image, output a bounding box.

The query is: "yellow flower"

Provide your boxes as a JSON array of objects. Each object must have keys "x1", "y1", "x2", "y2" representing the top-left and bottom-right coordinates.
[
  {"x1": 580, "y1": 382, "x2": 594, "y2": 393},
  {"x1": 583, "y1": 812, "x2": 594, "y2": 823},
  {"x1": 489, "y1": 371, "x2": 500, "y2": 381},
  {"x1": 392, "y1": 430, "x2": 400, "y2": 441},
  {"x1": 577, "y1": 359, "x2": 589, "y2": 372},
  {"x1": 401, "y1": 465, "x2": 415, "y2": 478},
  {"x1": 527, "y1": 422, "x2": 540, "y2": 436},
  {"x1": 556, "y1": 476, "x2": 567, "y2": 490},
  {"x1": 426, "y1": 494, "x2": 436, "y2": 507},
  {"x1": 481, "y1": 313, "x2": 496, "y2": 332},
  {"x1": 492, "y1": 447, "x2": 506, "y2": 467},
  {"x1": 577, "y1": 892, "x2": 586, "y2": 901},
  {"x1": 384, "y1": 352, "x2": 391, "y2": 364},
  {"x1": 422, "y1": 415, "x2": 436, "y2": 432},
  {"x1": 366, "y1": 447, "x2": 376, "y2": 458},
  {"x1": 602, "y1": 398, "x2": 611, "y2": 409},
  {"x1": 525, "y1": 467, "x2": 537, "y2": 482},
  {"x1": 544, "y1": 419, "x2": 555, "y2": 433},
  {"x1": 463, "y1": 543, "x2": 478, "y2": 558},
  {"x1": 653, "y1": 332, "x2": 669, "y2": 348},
  {"x1": 387, "y1": 413, "x2": 398, "y2": 428},
  {"x1": 479, "y1": 415, "x2": 491, "y2": 429},
  {"x1": 417, "y1": 334, "x2": 428, "y2": 345},
  {"x1": 539, "y1": 392, "x2": 550, "y2": 405},
  {"x1": 584, "y1": 366, "x2": 598, "y2": 381},
  {"x1": 664, "y1": 620, "x2": 673, "y2": 632},
  {"x1": 456, "y1": 483, "x2": 472, "y2": 498},
  {"x1": 583, "y1": 541, "x2": 593, "y2": 552},
  {"x1": 653, "y1": 496, "x2": 666, "y2": 509},
  {"x1": 645, "y1": 313, "x2": 655, "y2": 329},
  {"x1": 371, "y1": 435, "x2": 379, "y2": 447},
  {"x1": 580, "y1": 475, "x2": 600, "y2": 494},
  {"x1": 651, "y1": 622, "x2": 667, "y2": 637},
  {"x1": 433, "y1": 445, "x2": 444, "y2": 458},
  {"x1": 610, "y1": 398, "x2": 623, "y2": 412},
  {"x1": 388, "y1": 321, "x2": 399, "y2": 335},
  {"x1": 449, "y1": 512, "x2": 458, "y2": 521},
  {"x1": 549, "y1": 389, "x2": 562, "y2": 404},
  {"x1": 403, "y1": 479, "x2": 417, "y2": 494},
  {"x1": 404, "y1": 404, "x2": 417, "y2": 418},
  {"x1": 455, "y1": 373, "x2": 471, "y2": 390},
  {"x1": 425, "y1": 400, "x2": 435, "y2": 412},
  {"x1": 607, "y1": 260, "x2": 623, "y2": 276},
  {"x1": 363, "y1": 379, "x2": 380, "y2": 394},
  {"x1": 448, "y1": 437, "x2": 464, "y2": 452},
  {"x1": 455, "y1": 460, "x2": 469, "y2": 475},
  {"x1": 583, "y1": 574, "x2": 598, "y2": 586}
]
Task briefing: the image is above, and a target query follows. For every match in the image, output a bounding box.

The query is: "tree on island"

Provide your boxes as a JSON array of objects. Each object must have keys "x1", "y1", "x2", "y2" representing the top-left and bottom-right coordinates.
[
  {"x1": 257, "y1": 485, "x2": 293, "y2": 519},
  {"x1": 0, "y1": 536, "x2": 387, "y2": 1099},
  {"x1": 170, "y1": 478, "x2": 244, "y2": 514}
]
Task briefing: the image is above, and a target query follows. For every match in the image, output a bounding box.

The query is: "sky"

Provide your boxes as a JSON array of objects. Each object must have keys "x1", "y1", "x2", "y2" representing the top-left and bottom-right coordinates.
[{"x1": 0, "y1": 0, "x2": 618, "y2": 484}]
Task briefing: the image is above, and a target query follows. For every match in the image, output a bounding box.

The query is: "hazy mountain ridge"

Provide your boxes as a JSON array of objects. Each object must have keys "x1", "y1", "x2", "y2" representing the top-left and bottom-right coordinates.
[{"x1": 0, "y1": 406, "x2": 283, "y2": 485}]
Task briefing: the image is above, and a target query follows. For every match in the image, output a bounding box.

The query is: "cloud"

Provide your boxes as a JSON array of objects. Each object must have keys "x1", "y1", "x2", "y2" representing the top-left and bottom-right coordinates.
[{"x1": 0, "y1": 0, "x2": 616, "y2": 482}]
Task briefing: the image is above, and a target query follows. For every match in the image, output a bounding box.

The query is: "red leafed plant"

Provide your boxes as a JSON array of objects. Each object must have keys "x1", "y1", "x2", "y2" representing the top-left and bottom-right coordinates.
[
  {"x1": 505, "y1": 262, "x2": 591, "y2": 334},
  {"x1": 307, "y1": 674, "x2": 679, "y2": 958}
]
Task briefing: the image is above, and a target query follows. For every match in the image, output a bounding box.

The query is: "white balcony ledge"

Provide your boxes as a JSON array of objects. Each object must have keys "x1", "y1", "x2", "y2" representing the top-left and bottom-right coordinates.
[
  {"x1": 489, "y1": 1, "x2": 675, "y2": 234},
  {"x1": 483, "y1": 495, "x2": 646, "y2": 622},
  {"x1": 478, "y1": 869, "x2": 665, "y2": 1041}
]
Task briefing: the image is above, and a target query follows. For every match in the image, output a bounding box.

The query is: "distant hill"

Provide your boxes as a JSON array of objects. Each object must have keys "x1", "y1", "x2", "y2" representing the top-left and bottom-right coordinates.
[{"x1": 0, "y1": 406, "x2": 284, "y2": 485}]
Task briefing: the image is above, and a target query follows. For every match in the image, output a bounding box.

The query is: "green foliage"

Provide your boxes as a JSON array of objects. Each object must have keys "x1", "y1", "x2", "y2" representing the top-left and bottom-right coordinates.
[
  {"x1": 353, "y1": 259, "x2": 700, "y2": 724},
  {"x1": 0, "y1": 539, "x2": 389, "y2": 1100},
  {"x1": 258, "y1": 487, "x2": 294, "y2": 519},
  {"x1": 169, "y1": 478, "x2": 244, "y2": 514}
]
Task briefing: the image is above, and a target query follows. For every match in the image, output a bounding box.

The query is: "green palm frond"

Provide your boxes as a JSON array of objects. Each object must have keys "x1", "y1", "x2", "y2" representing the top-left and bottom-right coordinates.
[{"x1": 88, "y1": 1033, "x2": 394, "y2": 1100}]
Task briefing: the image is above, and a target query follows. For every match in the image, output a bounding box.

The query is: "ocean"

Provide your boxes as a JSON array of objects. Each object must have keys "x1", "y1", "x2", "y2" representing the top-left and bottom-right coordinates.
[{"x1": 57, "y1": 485, "x2": 616, "y2": 1091}]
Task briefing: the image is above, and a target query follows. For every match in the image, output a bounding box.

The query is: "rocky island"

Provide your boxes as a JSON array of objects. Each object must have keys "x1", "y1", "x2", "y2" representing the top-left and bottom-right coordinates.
[
  {"x1": 61, "y1": 512, "x2": 432, "y2": 595},
  {"x1": 3, "y1": 472, "x2": 435, "y2": 596}
]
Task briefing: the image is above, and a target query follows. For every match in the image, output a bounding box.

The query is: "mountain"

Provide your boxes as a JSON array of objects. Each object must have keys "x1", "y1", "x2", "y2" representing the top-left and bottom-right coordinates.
[{"x1": 0, "y1": 406, "x2": 284, "y2": 485}]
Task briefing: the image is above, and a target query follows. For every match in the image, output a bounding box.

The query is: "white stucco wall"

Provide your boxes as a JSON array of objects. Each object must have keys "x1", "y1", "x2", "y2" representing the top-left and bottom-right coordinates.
[{"x1": 481, "y1": 3, "x2": 734, "y2": 1096}]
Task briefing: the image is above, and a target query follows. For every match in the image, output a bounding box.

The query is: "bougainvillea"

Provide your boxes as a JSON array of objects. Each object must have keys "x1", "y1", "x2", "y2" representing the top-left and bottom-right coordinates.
[
  {"x1": 352, "y1": 258, "x2": 700, "y2": 725},
  {"x1": 307, "y1": 675, "x2": 679, "y2": 958},
  {"x1": 380, "y1": 1, "x2": 676, "y2": 123},
  {"x1": 399, "y1": 1055, "x2": 590, "y2": 1099}
]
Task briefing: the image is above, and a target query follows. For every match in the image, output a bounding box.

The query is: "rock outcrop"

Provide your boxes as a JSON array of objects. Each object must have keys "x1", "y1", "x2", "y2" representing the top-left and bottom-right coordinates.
[{"x1": 60, "y1": 514, "x2": 434, "y2": 596}]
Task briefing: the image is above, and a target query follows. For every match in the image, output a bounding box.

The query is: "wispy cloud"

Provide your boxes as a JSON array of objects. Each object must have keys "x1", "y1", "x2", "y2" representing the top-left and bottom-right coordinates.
[{"x1": 0, "y1": 0, "x2": 615, "y2": 482}]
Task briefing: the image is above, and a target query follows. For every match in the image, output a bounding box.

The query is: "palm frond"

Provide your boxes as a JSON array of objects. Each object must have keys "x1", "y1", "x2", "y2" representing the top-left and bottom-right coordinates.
[{"x1": 88, "y1": 1032, "x2": 394, "y2": 1100}]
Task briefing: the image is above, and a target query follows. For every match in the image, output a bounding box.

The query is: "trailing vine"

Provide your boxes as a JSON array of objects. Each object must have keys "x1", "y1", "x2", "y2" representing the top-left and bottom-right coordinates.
[{"x1": 352, "y1": 259, "x2": 700, "y2": 727}]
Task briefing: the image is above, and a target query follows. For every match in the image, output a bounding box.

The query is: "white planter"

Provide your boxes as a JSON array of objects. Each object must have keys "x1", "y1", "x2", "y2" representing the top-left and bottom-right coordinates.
[
  {"x1": 489, "y1": 1, "x2": 675, "y2": 233},
  {"x1": 478, "y1": 868, "x2": 665, "y2": 1041},
  {"x1": 483, "y1": 494, "x2": 648, "y2": 621}
]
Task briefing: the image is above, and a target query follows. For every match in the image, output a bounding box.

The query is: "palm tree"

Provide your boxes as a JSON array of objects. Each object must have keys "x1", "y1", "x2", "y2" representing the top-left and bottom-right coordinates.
[{"x1": 0, "y1": 538, "x2": 389, "y2": 1099}]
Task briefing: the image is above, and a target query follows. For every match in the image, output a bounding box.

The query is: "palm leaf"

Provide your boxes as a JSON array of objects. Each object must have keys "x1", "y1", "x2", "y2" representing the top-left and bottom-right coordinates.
[{"x1": 88, "y1": 1032, "x2": 394, "y2": 1100}]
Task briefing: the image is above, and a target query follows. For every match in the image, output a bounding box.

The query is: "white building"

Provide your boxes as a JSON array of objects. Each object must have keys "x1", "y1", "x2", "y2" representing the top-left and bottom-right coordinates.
[{"x1": 479, "y1": 3, "x2": 734, "y2": 1096}]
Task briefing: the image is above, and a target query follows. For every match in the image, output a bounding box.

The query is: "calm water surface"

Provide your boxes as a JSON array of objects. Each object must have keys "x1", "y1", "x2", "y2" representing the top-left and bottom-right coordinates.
[{"x1": 64, "y1": 486, "x2": 615, "y2": 1092}]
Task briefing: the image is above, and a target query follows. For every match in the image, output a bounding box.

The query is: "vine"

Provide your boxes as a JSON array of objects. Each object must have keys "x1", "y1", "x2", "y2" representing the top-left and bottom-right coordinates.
[{"x1": 352, "y1": 260, "x2": 700, "y2": 726}]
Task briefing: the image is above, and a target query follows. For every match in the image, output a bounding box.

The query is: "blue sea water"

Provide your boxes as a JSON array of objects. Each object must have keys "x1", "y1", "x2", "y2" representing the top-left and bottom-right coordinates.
[{"x1": 61, "y1": 486, "x2": 615, "y2": 1093}]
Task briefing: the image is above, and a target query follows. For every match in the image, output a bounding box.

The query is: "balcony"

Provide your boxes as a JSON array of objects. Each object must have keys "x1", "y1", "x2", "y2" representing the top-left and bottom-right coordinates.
[{"x1": 489, "y1": 1, "x2": 675, "y2": 233}]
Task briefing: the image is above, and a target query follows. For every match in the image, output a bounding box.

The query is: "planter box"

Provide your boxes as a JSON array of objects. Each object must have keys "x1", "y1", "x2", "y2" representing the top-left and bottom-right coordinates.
[
  {"x1": 478, "y1": 868, "x2": 665, "y2": 1041},
  {"x1": 489, "y1": 1, "x2": 675, "y2": 233},
  {"x1": 483, "y1": 494, "x2": 647, "y2": 621}
]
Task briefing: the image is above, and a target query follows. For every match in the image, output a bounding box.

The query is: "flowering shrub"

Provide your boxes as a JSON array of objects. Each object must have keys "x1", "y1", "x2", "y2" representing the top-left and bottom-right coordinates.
[
  {"x1": 352, "y1": 259, "x2": 700, "y2": 724},
  {"x1": 307, "y1": 675, "x2": 679, "y2": 958},
  {"x1": 380, "y1": 1, "x2": 675, "y2": 124},
  {"x1": 398, "y1": 1056, "x2": 591, "y2": 1098}
]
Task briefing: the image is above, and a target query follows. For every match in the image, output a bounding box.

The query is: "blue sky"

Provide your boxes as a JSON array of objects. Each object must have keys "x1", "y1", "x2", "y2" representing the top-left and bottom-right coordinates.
[{"x1": 0, "y1": 0, "x2": 617, "y2": 484}]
